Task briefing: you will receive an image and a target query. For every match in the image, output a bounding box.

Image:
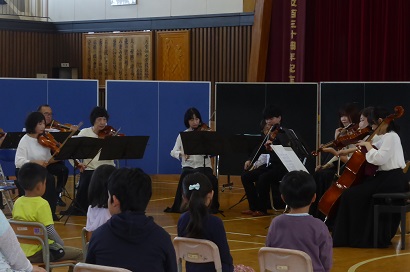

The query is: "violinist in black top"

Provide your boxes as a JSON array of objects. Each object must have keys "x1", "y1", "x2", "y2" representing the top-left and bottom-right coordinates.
[{"x1": 241, "y1": 105, "x2": 292, "y2": 217}]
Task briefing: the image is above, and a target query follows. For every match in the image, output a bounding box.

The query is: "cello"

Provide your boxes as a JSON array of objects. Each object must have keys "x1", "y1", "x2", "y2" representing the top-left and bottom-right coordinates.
[{"x1": 318, "y1": 106, "x2": 404, "y2": 218}]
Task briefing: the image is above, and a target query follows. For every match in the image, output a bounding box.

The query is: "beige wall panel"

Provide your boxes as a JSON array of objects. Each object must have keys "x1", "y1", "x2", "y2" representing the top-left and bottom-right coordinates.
[{"x1": 156, "y1": 30, "x2": 190, "y2": 81}]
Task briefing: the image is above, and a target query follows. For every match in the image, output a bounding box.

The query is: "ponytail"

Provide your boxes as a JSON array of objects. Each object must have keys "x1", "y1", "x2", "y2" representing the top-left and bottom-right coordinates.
[{"x1": 182, "y1": 172, "x2": 213, "y2": 239}]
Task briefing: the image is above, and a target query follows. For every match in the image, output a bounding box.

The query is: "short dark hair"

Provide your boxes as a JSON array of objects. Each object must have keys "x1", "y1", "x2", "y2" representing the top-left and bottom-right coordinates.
[
  {"x1": 280, "y1": 170, "x2": 316, "y2": 209},
  {"x1": 37, "y1": 104, "x2": 51, "y2": 112},
  {"x1": 25, "y1": 112, "x2": 46, "y2": 134},
  {"x1": 90, "y1": 106, "x2": 109, "y2": 126},
  {"x1": 18, "y1": 162, "x2": 47, "y2": 191},
  {"x1": 339, "y1": 102, "x2": 360, "y2": 126},
  {"x1": 107, "y1": 167, "x2": 152, "y2": 212},
  {"x1": 88, "y1": 165, "x2": 117, "y2": 208},
  {"x1": 184, "y1": 107, "x2": 202, "y2": 128},
  {"x1": 263, "y1": 105, "x2": 282, "y2": 120}
]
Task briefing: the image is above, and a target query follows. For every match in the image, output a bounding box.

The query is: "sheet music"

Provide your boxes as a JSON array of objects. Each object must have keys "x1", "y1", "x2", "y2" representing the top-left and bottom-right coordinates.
[{"x1": 270, "y1": 145, "x2": 308, "y2": 173}]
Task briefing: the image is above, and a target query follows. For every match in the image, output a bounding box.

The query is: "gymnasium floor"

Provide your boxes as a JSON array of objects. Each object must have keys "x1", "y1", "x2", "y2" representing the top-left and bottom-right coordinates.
[{"x1": 4, "y1": 174, "x2": 410, "y2": 271}]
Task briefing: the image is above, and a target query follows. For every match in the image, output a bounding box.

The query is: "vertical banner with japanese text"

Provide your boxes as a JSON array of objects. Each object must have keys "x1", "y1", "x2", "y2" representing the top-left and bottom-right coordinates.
[{"x1": 266, "y1": 0, "x2": 306, "y2": 82}]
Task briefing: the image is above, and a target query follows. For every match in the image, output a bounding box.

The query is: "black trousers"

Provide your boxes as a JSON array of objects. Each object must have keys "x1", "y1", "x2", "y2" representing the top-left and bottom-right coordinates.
[
  {"x1": 47, "y1": 161, "x2": 69, "y2": 194},
  {"x1": 170, "y1": 167, "x2": 219, "y2": 212},
  {"x1": 15, "y1": 168, "x2": 57, "y2": 216},
  {"x1": 72, "y1": 170, "x2": 93, "y2": 214},
  {"x1": 241, "y1": 163, "x2": 287, "y2": 213}
]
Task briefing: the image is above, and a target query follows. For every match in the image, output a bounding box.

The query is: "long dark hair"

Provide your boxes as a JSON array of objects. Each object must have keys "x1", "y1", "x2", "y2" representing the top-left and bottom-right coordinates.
[
  {"x1": 371, "y1": 106, "x2": 400, "y2": 133},
  {"x1": 88, "y1": 165, "x2": 116, "y2": 208},
  {"x1": 182, "y1": 172, "x2": 213, "y2": 238}
]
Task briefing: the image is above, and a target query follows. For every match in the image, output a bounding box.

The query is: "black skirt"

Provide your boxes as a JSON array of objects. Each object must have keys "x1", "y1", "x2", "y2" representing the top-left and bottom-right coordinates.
[{"x1": 332, "y1": 168, "x2": 408, "y2": 248}]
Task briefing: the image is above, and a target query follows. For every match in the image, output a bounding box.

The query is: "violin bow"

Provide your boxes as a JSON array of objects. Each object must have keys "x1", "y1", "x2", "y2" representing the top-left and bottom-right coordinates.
[{"x1": 48, "y1": 121, "x2": 83, "y2": 164}]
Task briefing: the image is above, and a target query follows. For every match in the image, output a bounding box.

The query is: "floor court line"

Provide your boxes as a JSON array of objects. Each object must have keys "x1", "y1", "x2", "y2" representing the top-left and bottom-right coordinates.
[{"x1": 347, "y1": 252, "x2": 410, "y2": 271}]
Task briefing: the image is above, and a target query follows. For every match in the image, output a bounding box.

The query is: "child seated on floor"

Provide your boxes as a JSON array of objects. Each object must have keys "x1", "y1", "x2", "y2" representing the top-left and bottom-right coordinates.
[
  {"x1": 85, "y1": 165, "x2": 116, "y2": 232},
  {"x1": 266, "y1": 170, "x2": 333, "y2": 272},
  {"x1": 12, "y1": 162, "x2": 83, "y2": 264}
]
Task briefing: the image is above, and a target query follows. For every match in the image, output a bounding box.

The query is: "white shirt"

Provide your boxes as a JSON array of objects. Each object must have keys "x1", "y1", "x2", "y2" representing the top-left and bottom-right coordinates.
[
  {"x1": 170, "y1": 128, "x2": 212, "y2": 169},
  {"x1": 78, "y1": 127, "x2": 115, "y2": 170},
  {"x1": 367, "y1": 131, "x2": 406, "y2": 171},
  {"x1": 15, "y1": 134, "x2": 52, "y2": 168},
  {"x1": 86, "y1": 206, "x2": 111, "y2": 232}
]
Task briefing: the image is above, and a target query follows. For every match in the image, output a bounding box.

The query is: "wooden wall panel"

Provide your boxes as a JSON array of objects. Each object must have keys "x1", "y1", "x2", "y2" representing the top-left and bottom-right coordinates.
[
  {"x1": 156, "y1": 30, "x2": 190, "y2": 81},
  {"x1": 82, "y1": 32, "x2": 154, "y2": 86},
  {"x1": 0, "y1": 30, "x2": 82, "y2": 79},
  {"x1": 0, "y1": 25, "x2": 252, "y2": 111}
]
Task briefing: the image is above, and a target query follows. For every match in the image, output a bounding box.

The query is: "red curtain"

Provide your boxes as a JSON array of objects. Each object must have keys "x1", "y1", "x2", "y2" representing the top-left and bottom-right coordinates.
[{"x1": 266, "y1": 0, "x2": 410, "y2": 82}]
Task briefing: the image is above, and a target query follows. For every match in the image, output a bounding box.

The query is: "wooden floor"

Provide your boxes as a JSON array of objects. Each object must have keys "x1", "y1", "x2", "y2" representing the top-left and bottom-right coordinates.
[{"x1": 3, "y1": 174, "x2": 410, "y2": 271}]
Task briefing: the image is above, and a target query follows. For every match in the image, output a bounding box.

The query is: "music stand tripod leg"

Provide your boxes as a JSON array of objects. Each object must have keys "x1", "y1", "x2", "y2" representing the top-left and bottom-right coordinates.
[
  {"x1": 229, "y1": 194, "x2": 247, "y2": 210},
  {"x1": 60, "y1": 167, "x2": 86, "y2": 225}
]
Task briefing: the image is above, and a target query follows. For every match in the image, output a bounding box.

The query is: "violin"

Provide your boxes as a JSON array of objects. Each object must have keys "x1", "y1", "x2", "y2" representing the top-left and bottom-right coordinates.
[
  {"x1": 38, "y1": 132, "x2": 61, "y2": 154},
  {"x1": 245, "y1": 124, "x2": 280, "y2": 171},
  {"x1": 312, "y1": 125, "x2": 372, "y2": 156},
  {"x1": 0, "y1": 128, "x2": 5, "y2": 138},
  {"x1": 194, "y1": 123, "x2": 212, "y2": 131},
  {"x1": 38, "y1": 130, "x2": 84, "y2": 169},
  {"x1": 262, "y1": 123, "x2": 280, "y2": 141},
  {"x1": 98, "y1": 125, "x2": 125, "y2": 138},
  {"x1": 47, "y1": 120, "x2": 76, "y2": 132}
]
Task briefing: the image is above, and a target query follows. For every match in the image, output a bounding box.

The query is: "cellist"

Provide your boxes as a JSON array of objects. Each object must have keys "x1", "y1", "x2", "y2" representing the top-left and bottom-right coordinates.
[{"x1": 332, "y1": 106, "x2": 409, "y2": 248}]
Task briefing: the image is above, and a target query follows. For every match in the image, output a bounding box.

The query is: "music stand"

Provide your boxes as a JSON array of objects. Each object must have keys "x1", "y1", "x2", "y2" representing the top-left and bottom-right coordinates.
[
  {"x1": 0, "y1": 132, "x2": 24, "y2": 149},
  {"x1": 180, "y1": 131, "x2": 226, "y2": 216},
  {"x1": 54, "y1": 137, "x2": 104, "y2": 224},
  {"x1": 99, "y1": 136, "x2": 149, "y2": 160}
]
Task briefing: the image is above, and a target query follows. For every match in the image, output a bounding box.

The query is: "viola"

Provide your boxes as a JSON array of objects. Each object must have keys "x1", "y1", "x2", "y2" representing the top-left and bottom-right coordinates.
[
  {"x1": 262, "y1": 123, "x2": 280, "y2": 141},
  {"x1": 318, "y1": 106, "x2": 404, "y2": 218},
  {"x1": 246, "y1": 124, "x2": 280, "y2": 171},
  {"x1": 38, "y1": 132, "x2": 61, "y2": 154},
  {"x1": 47, "y1": 120, "x2": 76, "y2": 132},
  {"x1": 312, "y1": 124, "x2": 366, "y2": 156},
  {"x1": 194, "y1": 123, "x2": 212, "y2": 131},
  {"x1": 98, "y1": 125, "x2": 125, "y2": 138}
]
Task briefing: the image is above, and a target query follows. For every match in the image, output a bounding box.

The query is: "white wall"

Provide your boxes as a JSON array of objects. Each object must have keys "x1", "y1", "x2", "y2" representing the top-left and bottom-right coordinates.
[{"x1": 48, "y1": 0, "x2": 243, "y2": 22}]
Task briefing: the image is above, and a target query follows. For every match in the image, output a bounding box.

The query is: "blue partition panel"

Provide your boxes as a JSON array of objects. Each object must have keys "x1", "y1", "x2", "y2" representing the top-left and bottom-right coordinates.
[
  {"x1": 158, "y1": 82, "x2": 211, "y2": 174},
  {"x1": 106, "y1": 81, "x2": 211, "y2": 174},
  {"x1": 106, "y1": 81, "x2": 159, "y2": 174},
  {"x1": 0, "y1": 78, "x2": 47, "y2": 131},
  {"x1": 47, "y1": 80, "x2": 98, "y2": 127}
]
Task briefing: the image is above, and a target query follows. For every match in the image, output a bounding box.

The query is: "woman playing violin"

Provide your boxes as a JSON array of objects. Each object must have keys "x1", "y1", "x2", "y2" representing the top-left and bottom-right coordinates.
[
  {"x1": 332, "y1": 106, "x2": 409, "y2": 248},
  {"x1": 14, "y1": 112, "x2": 59, "y2": 220},
  {"x1": 37, "y1": 104, "x2": 72, "y2": 207},
  {"x1": 309, "y1": 103, "x2": 362, "y2": 220},
  {"x1": 165, "y1": 107, "x2": 219, "y2": 214},
  {"x1": 61, "y1": 106, "x2": 115, "y2": 216},
  {"x1": 241, "y1": 105, "x2": 293, "y2": 217}
]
